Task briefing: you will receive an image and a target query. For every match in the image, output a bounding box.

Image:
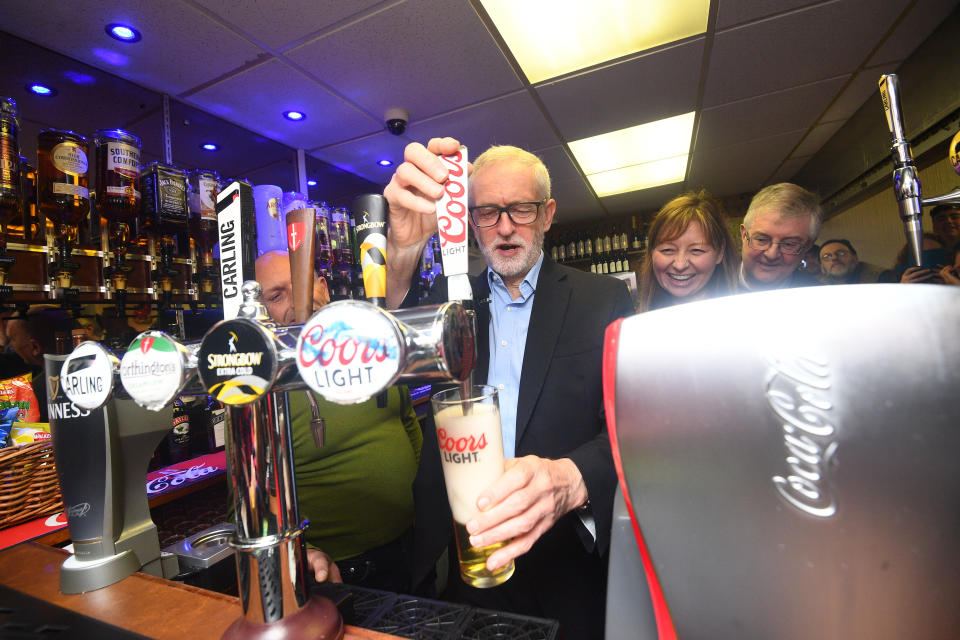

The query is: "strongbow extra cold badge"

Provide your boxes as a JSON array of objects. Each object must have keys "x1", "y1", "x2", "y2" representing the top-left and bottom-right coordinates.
[
  {"x1": 296, "y1": 300, "x2": 403, "y2": 405},
  {"x1": 197, "y1": 319, "x2": 277, "y2": 405},
  {"x1": 120, "y1": 331, "x2": 187, "y2": 411}
]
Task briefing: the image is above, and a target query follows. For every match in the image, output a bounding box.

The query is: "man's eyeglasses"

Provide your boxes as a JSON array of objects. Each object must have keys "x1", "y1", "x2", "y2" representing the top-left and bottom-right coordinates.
[
  {"x1": 745, "y1": 232, "x2": 806, "y2": 255},
  {"x1": 468, "y1": 200, "x2": 545, "y2": 228},
  {"x1": 820, "y1": 249, "x2": 851, "y2": 261}
]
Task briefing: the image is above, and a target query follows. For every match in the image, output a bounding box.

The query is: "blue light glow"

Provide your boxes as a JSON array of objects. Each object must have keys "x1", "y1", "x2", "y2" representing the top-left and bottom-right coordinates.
[
  {"x1": 307, "y1": 180, "x2": 317, "y2": 187},
  {"x1": 378, "y1": 159, "x2": 393, "y2": 167},
  {"x1": 27, "y1": 84, "x2": 55, "y2": 96},
  {"x1": 63, "y1": 71, "x2": 95, "y2": 85},
  {"x1": 201, "y1": 143, "x2": 219, "y2": 151},
  {"x1": 283, "y1": 111, "x2": 306, "y2": 121},
  {"x1": 93, "y1": 48, "x2": 129, "y2": 66},
  {"x1": 106, "y1": 24, "x2": 142, "y2": 42}
]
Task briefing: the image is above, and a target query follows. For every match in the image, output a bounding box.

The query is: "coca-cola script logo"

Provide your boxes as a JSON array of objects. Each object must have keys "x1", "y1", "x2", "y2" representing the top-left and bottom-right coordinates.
[
  {"x1": 296, "y1": 302, "x2": 402, "y2": 405},
  {"x1": 437, "y1": 150, "x2": 468, "y2": 247},
  {"x1": 147, "y1": 463, "x2": 220, "y2": 495},
  {"x1": 287, "y1": 221, "x2": 305, "y2": 251},
  {"x1": 766, "y1": 353, "x2": 838, "y2": 518}
]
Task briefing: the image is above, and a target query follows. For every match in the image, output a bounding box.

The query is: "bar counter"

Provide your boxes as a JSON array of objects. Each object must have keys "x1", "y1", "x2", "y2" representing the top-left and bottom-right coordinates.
[{"x1": 0, "y1": 542, "x2": 399, "y2": 640}]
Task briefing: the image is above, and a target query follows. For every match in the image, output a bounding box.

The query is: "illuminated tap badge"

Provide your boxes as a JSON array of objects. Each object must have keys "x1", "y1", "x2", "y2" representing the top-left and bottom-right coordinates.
[
  {"x1": 198, "y1": 319, "x2": 277, "y2": 406},
  {"x1": 60, "y1": 342, "x2": 115, "y2": 410},
  {"x1": 120, "y1": 331, "x2": 186, "y2": 411},
  {"x1": 296, "y1": 300, "x2": 403, "y2": 405}
]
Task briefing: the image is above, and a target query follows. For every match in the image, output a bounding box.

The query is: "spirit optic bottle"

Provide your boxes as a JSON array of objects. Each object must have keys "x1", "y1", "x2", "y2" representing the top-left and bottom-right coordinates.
[{"x1": 38, "y1": 128, "x2": 90, "y2": 288}]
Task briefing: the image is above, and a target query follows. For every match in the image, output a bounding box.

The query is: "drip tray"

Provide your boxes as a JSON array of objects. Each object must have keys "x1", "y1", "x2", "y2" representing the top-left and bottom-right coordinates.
[{"x1": 164, "y1": 522, "x2": 235, "y2": 571}]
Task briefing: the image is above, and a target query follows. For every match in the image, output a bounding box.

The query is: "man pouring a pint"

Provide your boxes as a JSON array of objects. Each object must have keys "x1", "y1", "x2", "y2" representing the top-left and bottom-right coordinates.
[{"x1": 385, "y1": 138, "x2": 634, "y2": 637}]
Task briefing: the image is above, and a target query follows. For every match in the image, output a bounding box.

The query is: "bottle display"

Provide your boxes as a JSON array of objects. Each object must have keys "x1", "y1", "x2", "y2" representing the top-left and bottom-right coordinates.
[
  {"x1": 38, "y1": 128, "x2": 90, "y2": 288},
  {"x1": 95, "y1": 128, "x2": 142, "y2": 294},
  {"x1": 0, "y1": 98, "x2": 21, "y2": 287},
  {"x1": 167, "y1": 398, "x2": 191, "y2": 465}
]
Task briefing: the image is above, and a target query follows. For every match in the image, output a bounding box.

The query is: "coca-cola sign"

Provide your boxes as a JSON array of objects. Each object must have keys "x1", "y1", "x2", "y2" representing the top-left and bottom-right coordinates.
[
  {"x1": 296, "y1": 300, "x2": 403, "y2": 405},
  {"x1": 435, "y1": 147, "x2": 469, "y2": 274}
]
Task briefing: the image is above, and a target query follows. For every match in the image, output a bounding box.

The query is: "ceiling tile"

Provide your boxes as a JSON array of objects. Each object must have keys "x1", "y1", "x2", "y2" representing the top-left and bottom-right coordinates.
[
  {"x1": 189, "y1": 0, "x2": 389, "y2": 51},
  {"x1": 552, "y1": 178, "x2": 606, "y2": 224},
  {"x1": 688, "y1": 128, "x2": 807, "y2": 196},
  {"x1": 534, "y1": 146, "x2": 586, "y2": 188},
  {"x1": 867, "y1": 0, "x2": 959, "y2": 67},
  {"x1": 413, "y1": 92, "x2": 560, "y2": 158},
  {"x1": 310, "y1": 131, "x2": 413, "y2": 185},
  {"x1": 285, "y1": 0, "x2": 522, "y2": 122},
  {"x1": 536, "y1": 38, "x2": 704, "y2": 142},
  {"x1": 769, "y1": 155, "x2": 811, "y2": 183},
  {"x1": 716, "y1": 0, "x2": 823, "y2": 30},
  {"x1": 791, "y1": 120, "x2": 844, "y2": 158},
  {"x1": 697, "y1": 75, "x2": 847, "y2": 151},
  {"x1": 818, "y1": 66, "x2": 888, "y2": 123},
  {"x1": 704, "y1": 0, "x2": 911, "y2": 107},
  {"x1": 188, "y1": 59, "x2": 379, "y2": 150},
  {"x1": 0, "y1": 0, "x2": 267, "y2": 96},
  {"x1": 602, "y1": 183, "x2": 688, "y2": 217}
]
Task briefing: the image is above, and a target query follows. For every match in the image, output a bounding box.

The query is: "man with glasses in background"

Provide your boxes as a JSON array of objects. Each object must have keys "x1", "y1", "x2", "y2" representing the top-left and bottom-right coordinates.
[
  {"x1": 738, "y1": 182, "x2": 823, "y2": 291},
  {"x1": 384, "y1": 139, "x2": 633, "y2": 638},
  {"x1": 817, "y1": 239, "x2": 884, "y2": 285}
]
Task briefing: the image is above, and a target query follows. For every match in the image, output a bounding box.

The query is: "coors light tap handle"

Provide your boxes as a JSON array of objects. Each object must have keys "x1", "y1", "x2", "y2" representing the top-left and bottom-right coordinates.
[
  {"x1": 285, "y1": 207, "x2": 316, "y2": 323},
  {"x1": 879, "y1": 74, "x2": 923, "y2": 267}
]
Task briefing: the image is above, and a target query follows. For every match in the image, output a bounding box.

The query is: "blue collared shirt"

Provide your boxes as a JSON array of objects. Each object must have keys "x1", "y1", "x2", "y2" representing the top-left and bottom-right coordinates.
[{"x1": 486, "y1": 252, "x2": 544, "y2": 459}]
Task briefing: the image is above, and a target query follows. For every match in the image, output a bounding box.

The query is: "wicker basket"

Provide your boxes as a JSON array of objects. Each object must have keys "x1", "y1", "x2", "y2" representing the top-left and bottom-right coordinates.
[{"x1": 0, "y1": 440, "x2": 64, "y2": 529}]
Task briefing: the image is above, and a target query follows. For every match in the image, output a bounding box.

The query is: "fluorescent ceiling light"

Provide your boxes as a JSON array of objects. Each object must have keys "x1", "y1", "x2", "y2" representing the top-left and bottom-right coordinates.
[
  {"x1": 586, "y1": 156, "x2": 688, "y2": 197},
  {"x1": 480, "y1": 0, "x2": 709, "y2": 83},
  {"x1": 569, "y1": 112, "x2": 694, "y2": 196}
]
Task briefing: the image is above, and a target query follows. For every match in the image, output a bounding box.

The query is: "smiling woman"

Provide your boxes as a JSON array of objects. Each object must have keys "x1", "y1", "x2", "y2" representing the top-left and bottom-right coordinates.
[{"x1": 638, "y1": 190, "x2": 738, "y2": 312}]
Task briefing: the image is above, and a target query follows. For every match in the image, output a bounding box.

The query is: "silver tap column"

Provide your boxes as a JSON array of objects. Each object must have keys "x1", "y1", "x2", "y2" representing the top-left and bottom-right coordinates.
[
  {"x1": 879, "y1": 74, "x2": 923, "y2": 267},
  {"x1": 196, "y1": 283, "x2": 314, "y2": 626}
]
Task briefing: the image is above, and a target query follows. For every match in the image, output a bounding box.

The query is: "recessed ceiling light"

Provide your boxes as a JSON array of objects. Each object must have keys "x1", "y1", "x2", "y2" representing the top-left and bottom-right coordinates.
[
  {"x1": 480, "y1": 0, "x2": 709, "y2": 83},
  {"x1": 201, "y1": 143, "x2": 219, "y2": 151},
  {"x1": 377, "y1": 159, "x2": 393, "y2": 167},
  {"x1": 569, "y1": 112, "x2": 695, "y2": 197},
  {"x1": 26, "y1": 83, "x2": 56, "y2": 96},
  {"x1": 283, "y1": 111, "x2": 306, "y2": 121},
  {"x1": 307, "y1": 180, "x2": 317, "y2": 187},
  {"x1": 105, "y1": 23, "x2": 142, "y2": 43}
]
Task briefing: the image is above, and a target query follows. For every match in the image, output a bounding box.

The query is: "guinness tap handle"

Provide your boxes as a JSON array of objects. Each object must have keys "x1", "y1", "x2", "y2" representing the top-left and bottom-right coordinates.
[{"x1": 286, "y1": 207, "x2": 317, "y2": 323}]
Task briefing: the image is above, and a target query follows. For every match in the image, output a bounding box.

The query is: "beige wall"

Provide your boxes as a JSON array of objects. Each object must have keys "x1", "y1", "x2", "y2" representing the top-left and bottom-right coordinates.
[{"x1": 819, "y1": 155, "x2": 959, "y2": 269}]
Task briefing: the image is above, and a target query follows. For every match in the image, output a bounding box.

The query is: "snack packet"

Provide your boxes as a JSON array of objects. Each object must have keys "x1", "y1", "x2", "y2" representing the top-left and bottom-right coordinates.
[{"x1": 0, "y1": 374, "x2": 41, "y2": 423}]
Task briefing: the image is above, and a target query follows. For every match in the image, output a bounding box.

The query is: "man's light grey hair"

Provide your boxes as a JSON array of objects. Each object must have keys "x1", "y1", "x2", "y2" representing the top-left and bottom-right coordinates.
[
  {"x1": 470, "y1": 145, "x2": 551, "y2": 201},
  {"x1": 744, "y1": 182, "x2": 823, "y2": 240}
]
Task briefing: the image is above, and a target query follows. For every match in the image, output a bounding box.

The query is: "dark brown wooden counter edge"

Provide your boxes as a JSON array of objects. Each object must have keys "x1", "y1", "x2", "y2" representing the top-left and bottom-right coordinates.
[{"x1": 0, "y1": 542, "x2": 399, "y2": 640}]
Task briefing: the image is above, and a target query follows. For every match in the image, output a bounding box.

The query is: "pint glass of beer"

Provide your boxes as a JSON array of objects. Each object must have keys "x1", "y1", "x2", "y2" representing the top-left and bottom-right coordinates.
[{"x1": 431, "y1": 385, "x2": 515, "y2": 588}]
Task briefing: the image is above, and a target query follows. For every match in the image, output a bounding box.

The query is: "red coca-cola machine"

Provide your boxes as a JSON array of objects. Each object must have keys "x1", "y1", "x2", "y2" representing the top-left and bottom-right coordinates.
[{"x1": 602, "y1": 284, "x2": 959, "y2": 640}]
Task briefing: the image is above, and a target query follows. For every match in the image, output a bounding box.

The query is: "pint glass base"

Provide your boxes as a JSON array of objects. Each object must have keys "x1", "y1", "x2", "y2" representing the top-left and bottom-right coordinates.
[{"x1": 454, "y1": 521, "x2": 515, "y2": 588}]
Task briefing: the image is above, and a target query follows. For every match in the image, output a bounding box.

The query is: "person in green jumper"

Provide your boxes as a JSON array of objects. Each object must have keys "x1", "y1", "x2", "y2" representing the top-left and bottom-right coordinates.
[{"x1": 253, "y1": 250, "x2": 422, "y2": 592}]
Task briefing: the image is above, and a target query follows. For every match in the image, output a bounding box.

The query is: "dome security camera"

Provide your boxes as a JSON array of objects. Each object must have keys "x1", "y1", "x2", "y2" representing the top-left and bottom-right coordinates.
[{"x1": 384, "y1": 108, "x2": 409, "y2": 136}]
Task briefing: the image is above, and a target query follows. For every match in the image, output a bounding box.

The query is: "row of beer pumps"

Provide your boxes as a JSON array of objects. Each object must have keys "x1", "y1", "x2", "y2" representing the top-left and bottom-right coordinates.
[{"x1": 48, "y1": 145, "x2": 477, "y2": 638}]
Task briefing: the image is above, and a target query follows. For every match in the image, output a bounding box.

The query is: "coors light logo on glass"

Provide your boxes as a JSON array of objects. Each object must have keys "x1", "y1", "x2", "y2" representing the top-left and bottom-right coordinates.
[
  {"x1": 296, "y1": 300, "x2": 402, "y2": 405},
  {"x1": 432, "y1": 385, "x2": 514, "y2": 588}
]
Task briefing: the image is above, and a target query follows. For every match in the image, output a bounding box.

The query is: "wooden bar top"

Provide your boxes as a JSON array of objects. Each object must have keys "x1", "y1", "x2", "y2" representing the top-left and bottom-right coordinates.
[{"x1": 0, "y1": 542, "x2": 399, "y2": 640}]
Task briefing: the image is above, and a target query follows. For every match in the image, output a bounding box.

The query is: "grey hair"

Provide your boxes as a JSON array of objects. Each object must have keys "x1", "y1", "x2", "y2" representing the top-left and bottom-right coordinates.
[
  {"x1": 744, "y1": 182, "x2": 823, "y2": 239},
  {"x1": 471, "y1": 145, "x2": 551, "y2": 201}
]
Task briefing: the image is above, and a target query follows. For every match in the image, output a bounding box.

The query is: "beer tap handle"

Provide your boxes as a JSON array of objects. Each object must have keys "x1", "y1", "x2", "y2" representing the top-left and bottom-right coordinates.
[
  {"x1": 285, "y1": 207, "x2": 317, "y2": 324},
  {"x1": 303, "y1": 390, "x2": 326, "y2": 448},
  {"x1": 879, "y1": 74, "x2": 924, "y2": 267}
]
